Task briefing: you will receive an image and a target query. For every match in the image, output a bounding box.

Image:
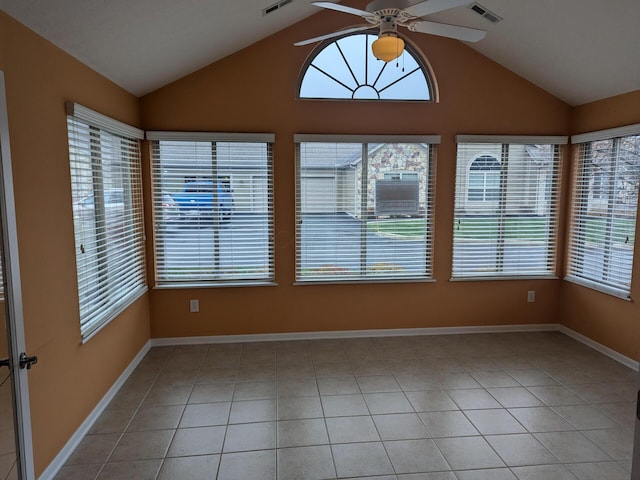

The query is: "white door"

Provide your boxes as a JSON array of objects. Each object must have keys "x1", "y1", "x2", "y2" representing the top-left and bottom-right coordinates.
[{"x1": 0, "y1": 71, "x2": 35, "y2": 479}]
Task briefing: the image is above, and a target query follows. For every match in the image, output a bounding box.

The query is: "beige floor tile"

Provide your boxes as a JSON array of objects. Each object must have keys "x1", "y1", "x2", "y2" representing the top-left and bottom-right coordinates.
[
  {"x1": 277, "y1": 445, "x2": 336, "y2": 480},
  {"x1": 313, "y1": 362, "x2": 352, "y2": 378},
  {"x1": 317, "y1": 376, "x2": 360, "y2": 395},
  {"x1": 434, "y1": 372, "x2": 481, "y2": 389},
  {"x1": 434, "y1": 436, "x2": 505, "y2": 470},
  {"x1": 331, "y1": 442, "x2": 394, "y2": 477},
  {"x1": 526, "y1": 385, "x2": 587, "y2": 406},
  {"x1": 581, "y1": 428, "x2": 634, "y2": 460},
  {"x1": 54, "y1": 464, "x2": 102, "y2": 480},
  {"x1": 188, "y1": 383, "x2": 235, "y2": 403},
  {"x1": 373, "y1": 413, "x2": 430, "y2": 440},
  {"x1": 179, "y1": 402, "x2": 231, "y2": 428},
  {"x1": 365, "y1": 392, "x2": 414, "y2": 414},
  {"x1": 566, "y1": 461, "x2": 630, "y2": 480},
  {"x1": 447, "y1": 388, "x2": 501, "y2": 409},
  {"x1": 510, "y1": 464, "x2": 577, "y2": 480},
  {"x1": 567, "y1": 383, "x2": 626, "y2": 403},
  {"x1": 506, "y1": 369, "x2": 559, "y2": 387},
  {"x1": 488, "y1": 387, "x2": 544, "y2": 408},
  {"x1": 397, "y1": 473, "x2": 457, "y2": 480},
  {"x1": 157, "y1": 455, "x2": 219, "y2": 480},
  {"x1": 326, "y1": 415, "x2": 380, "y2": 443},
  {"x1": 464, "y1": 409, "x2": 526, "y2": 435},
  {"x1": 167, "y1": 426, "x2": 225, "y2": 457},
  {"x1": 218, "y1": 450, "x2": 276, "y2": 480},
  {"x1": 126, "y1": 405, "x2": 184, "y2": 432},
  {"x1": 276, "y1": 363, "x2": 316, "y2": 379},
  {"x1": 384, "y1": 439, "x2": 450, "y2": 474},
  {"x1": 486, "y1": 433, "x2": 558, "y2": 466},
  {"x1": 508, "y1": 407, "x2": 574, "y2": 433},
  {"x1": 277, "y1": 378, "x2": 319, "y2": 397},
  {"x1": 232, "y1": 381, "x2": 276, "y2": 401},
  {"x1": 66, "y1": 434, "x2": 120, "y2": 465},
  {"x1": 109, "y1": 430, "x2": 174, "y2": 462},
  {"x1": 454, "y1": 468, "x2": 517, "y2": 479},
  {"x1": 356, "y1": 375, "x2": 401, "y2": 393},
  {"x1": 236, "y1": 364, "x2": 275, "y2": 382},
  {"x1": 277, "y1": 396, "x2": 323, "y2": 420},
  {"x1": 223, "y1": 422, "x2": 276, "y2": 453},
  {"x1": 277, "y1": 418, "x2": 329, "y2": 448},
  {"x1": 471, "y1": 371, "x2": 520, "y2": 388},
  {"x1": 534, "y1": 431, "x2": 611, "y2": 463},
  {"x1": 405, "y1": 390, "x2": 457, "y2": 412},
  {"x1": 196, "y1": 367, "x2": 237, "y2": 384},
  {"x1": 89, "y1": 409, "x2": 134, "y2": 435},
  {"x1": 321, "y1": 394, "x2": 369, "y2": 417},
  {"x1": 597, "y1": 402, "x2": 636, "y2": 426},
  {"x1": 419, "y1": 411, "x2": 478, "y2": 437},
  {"x1": 394, "y1": 373, "x2": 440, "y2": 391},
  {"x1": 97, "y1": 460, "x2": 162, "y2": 480},
  {"x1": 552, "y1": 405, "x2": 619, "y2": 430},
  {"x1": 229, "y1": 399, "x2": 276, "y2": 423}
]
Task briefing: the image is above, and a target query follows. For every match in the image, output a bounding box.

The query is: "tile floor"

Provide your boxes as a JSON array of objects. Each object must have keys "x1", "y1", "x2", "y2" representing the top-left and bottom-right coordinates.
[{"x1": 54, "y1": 332, "x2": 637, "y2": 480}]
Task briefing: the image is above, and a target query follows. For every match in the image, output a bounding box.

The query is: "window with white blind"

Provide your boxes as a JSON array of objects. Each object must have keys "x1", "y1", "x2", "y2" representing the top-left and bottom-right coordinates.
[
  {"x1": 149, "y1": 132, "x2": 275, "y2": 286},
  {"x1": 67, "y1": 103, "x2": 146, "y2": 341},
  {"x1": 452, "y1": 136, "x2": 566, "y2": 279},
  {"x1": 567, "y1": 125, "x2": 640, "y2": 298},
  {"x1": 295, "y1": 135, "x2": 438, "y2": 282}
]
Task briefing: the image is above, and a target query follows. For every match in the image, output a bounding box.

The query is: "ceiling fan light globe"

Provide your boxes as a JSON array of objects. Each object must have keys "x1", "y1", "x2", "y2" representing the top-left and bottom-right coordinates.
[{"x1": 372, "y1": 35, "x2": 405, "y2": 62}]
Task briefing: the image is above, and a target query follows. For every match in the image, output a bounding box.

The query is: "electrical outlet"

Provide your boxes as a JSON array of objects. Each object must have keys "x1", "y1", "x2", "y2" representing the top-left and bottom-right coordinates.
[
  {"x1": 189, "y1": 299, "x2": 199, "y2": 313},
  {"x1": 527, "y1": 291, "x2": 535, "y2": 303}
]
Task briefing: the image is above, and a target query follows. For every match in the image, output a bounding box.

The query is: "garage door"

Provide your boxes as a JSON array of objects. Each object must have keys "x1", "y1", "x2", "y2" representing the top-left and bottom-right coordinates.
[{"x1": 301, "y1": 177, "x2": 336, "y2": 213}]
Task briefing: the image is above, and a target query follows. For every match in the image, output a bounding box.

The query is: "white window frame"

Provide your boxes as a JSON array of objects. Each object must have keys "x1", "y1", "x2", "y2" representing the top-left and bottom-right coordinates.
[
  {"x1": 566, "y1": 124, "x2": 640, "y2": 299},
  {"x1": 452, "y1": 135, "x2": 567, "y2": 280},
  {"x1": 148, "y1": 131, "x2": 275, "y2": 288},
  {"x1": 295, "y1": 134, "x2": 440, "y2": 283},
  {"x1": 66, "y1": 102, "x2": 147, "y2": 341}
]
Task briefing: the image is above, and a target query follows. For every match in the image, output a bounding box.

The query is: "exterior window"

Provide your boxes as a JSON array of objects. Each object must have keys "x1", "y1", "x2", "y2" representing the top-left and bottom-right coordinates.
[
  {"x1": 67, "y1": 104, "x2": 146, "y2": 340},
  {"x1": 567, "y1": 130, "x2": 640, "y2": 298},
  {"x1": 295, "y1": 135, "x2": 439, "y2": 282},
  {"x1": 453, "y1": 137, "x2": 566, "y2": 278},
  {"x1": 149, "y1": 133, "x2": 275, "y2": 286},
  {"x1": 468, "y1": 155, "x2": 501, "y2": 202},
  {"x1": 299, "y1": 33, "x2": 433, "y2": 101}
]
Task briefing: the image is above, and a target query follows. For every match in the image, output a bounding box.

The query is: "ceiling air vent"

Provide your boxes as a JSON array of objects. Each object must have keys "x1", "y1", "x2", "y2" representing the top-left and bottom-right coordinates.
[
  {"x1": 263, "y1": 0, "x2": 293, "y2": 15},
  {"x1": 469, "y1": 2, "x2": 502, "y2": 24}
]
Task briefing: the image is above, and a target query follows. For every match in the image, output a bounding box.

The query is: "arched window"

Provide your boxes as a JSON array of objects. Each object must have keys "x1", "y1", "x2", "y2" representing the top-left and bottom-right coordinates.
[
  {"x1": 468, "y1": 155, "x2": 501, "y2": 201},
  {"x1": 298, "y1": 33, "x2": 434, "y2": 101}
]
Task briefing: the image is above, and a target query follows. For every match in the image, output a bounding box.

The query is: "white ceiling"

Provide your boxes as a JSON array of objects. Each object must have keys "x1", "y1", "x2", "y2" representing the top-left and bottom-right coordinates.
[{"x1": 1, "y1": 0, "x2": 639, "y2": 105}]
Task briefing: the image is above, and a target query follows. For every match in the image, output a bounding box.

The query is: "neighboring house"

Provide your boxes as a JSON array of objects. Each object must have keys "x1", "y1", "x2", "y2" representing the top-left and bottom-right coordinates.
[
  {"x1": 455, "y1": 143, "x2": 554, "y2": 217},
  {"x1": 300, "y1": 143, "x2": 431, "y2": 217}
]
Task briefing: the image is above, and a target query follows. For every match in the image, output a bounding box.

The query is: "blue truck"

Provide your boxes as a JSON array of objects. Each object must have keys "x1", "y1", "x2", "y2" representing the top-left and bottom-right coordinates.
[{"x1": 173, "y1": 179, "x2": 234, "y2": 223}]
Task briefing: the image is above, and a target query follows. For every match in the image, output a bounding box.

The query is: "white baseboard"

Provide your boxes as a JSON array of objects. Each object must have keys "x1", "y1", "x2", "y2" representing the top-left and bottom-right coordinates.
[
  {"x1": 558, "y1": 325, "x2": 639, "y2": 371},
  {"x1": 38, "y1": 340, "x2": 152, "y2": 480},
  {"x1": 150, "y1": 323, "x2": 561, "y2": 347}
]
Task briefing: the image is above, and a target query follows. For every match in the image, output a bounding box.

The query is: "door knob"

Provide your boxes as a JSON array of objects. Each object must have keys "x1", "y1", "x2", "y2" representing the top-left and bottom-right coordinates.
[{"x1": 19, "y1": 352, "x2": 37, "y2": 370}]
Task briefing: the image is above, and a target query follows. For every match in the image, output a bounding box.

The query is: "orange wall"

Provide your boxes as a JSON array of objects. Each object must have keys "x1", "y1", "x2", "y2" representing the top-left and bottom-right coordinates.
[
  {"x1": 559, "y1": 89, "x2": 640, "y2": 361},
  {"x1": 0, "y1": 12, "x2": 151, "y2": 475},
  {"x1": 141, "y1": 1, "x2": 571, "y2": 340}
]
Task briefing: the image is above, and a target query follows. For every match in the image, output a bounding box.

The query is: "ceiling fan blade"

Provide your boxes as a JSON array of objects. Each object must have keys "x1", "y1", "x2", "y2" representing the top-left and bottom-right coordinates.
[
  {"x1": 404, "y1": 0, "x2": 472, "y2": 18},
  {"x1": 408, "y1": 20, "x2": 486, "y2": 42},
  {"x1": 311, "y1": 1, "x2": 373, "y2": 18},
  {"x1": 294, "y1": 25, "x2": 373, "y2": 46}
]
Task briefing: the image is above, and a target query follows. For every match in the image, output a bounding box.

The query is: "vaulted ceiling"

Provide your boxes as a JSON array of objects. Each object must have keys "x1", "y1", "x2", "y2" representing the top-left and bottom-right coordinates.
[{"x1": 1, "y1": 0, "x2": 639, "y2": 106}]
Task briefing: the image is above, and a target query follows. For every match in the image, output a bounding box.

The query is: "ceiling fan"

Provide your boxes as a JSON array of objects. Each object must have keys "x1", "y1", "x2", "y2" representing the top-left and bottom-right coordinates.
[{"x1": 295, "y1": 0, "x2": 487, "y2": 62}]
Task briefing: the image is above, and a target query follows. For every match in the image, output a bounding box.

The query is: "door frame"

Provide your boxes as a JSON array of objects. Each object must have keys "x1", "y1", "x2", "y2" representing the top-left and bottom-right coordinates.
[{"x1": 0, "y1": 70, "x2": 35, "y2": 479}]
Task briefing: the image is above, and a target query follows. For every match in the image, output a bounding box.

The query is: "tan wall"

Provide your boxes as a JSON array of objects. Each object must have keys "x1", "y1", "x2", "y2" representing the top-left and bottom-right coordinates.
[
  {"x1": 560, "y1": 89, "x2": 640, "y2": 361},
  {"x1": 141, "y1": 1, "x2": 571, "y2": 339},
  {"x1": 0, "y1": 12, "x2": 151, "y2": 475}
]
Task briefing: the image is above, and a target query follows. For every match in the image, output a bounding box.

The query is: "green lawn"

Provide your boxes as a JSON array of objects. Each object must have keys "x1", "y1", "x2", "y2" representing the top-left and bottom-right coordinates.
[{"x1": 369, "y1": 215, "x2": 636, "y2": 244}]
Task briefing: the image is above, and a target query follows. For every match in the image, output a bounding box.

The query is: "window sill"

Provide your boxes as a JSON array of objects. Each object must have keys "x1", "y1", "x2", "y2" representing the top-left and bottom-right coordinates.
[
  {"x1": 563, "y1": 276, "x2": 631, "y2": 301},
  {"x1": 449, "y1": 275, "x2": 558, "y2": 282},
  {"x1": 153, "y1": 281, "x2": 278, "y2": 290},
  {"x1": 294, "y1": 278, "x2": 435, "y2": 286}
]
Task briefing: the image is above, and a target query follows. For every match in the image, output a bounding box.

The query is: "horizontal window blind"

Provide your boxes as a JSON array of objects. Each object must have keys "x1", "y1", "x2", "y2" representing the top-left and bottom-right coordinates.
[
  {"x1": 67, "y1": 112, "x2": 146, "y2": 340},
  {"x1": 566, "y1": 132, "x2": 640, "y2": 298},
  {"x1": 296, "y1": 139, "x2": 436, "y2": 282},
  {"x1": 151, "y1": 137, "x2": 274, "y2": 286},
  {"x1": 452, "y1": 141, "x2": 562, "y2": 278}
]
